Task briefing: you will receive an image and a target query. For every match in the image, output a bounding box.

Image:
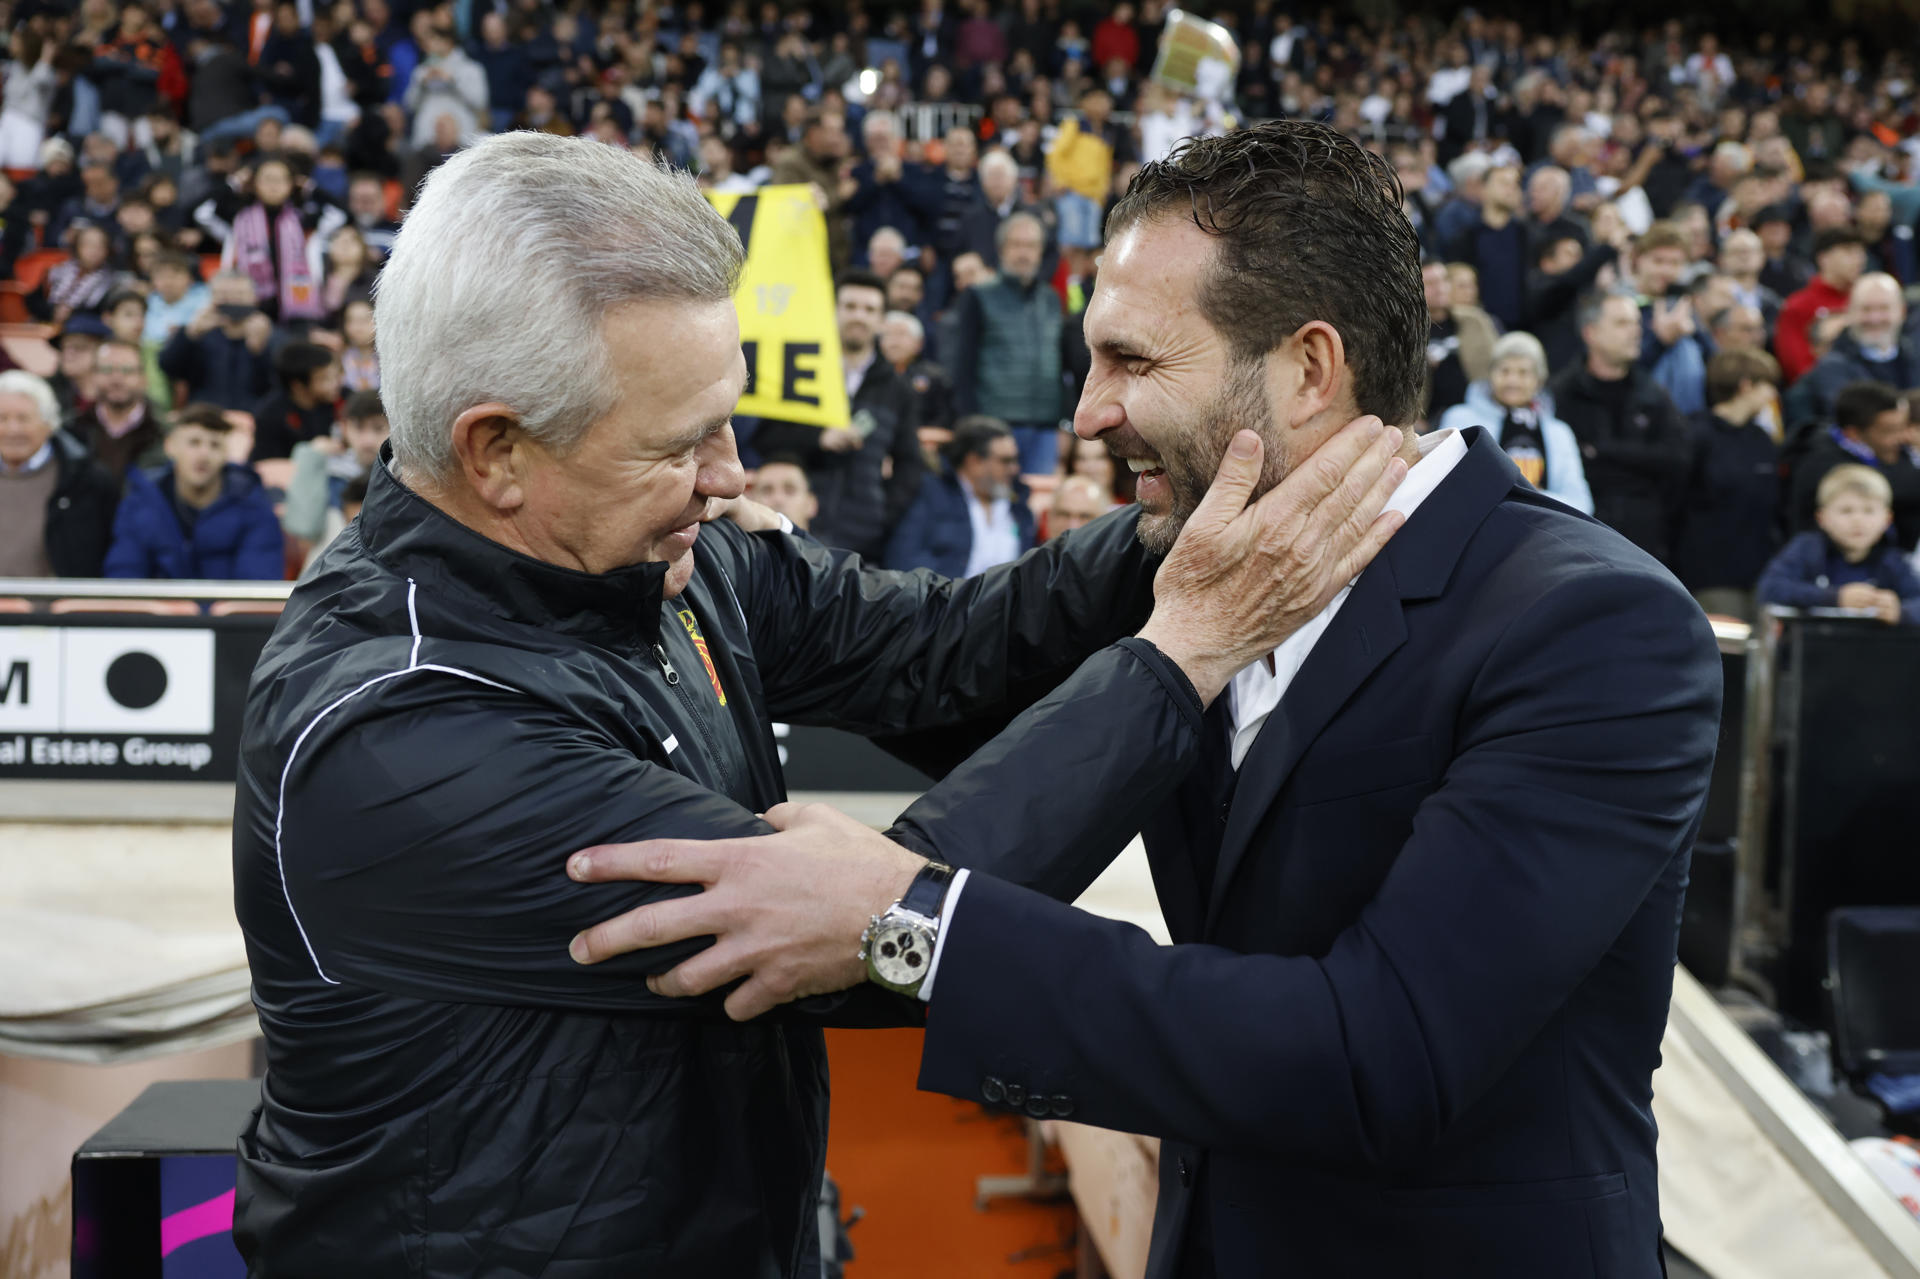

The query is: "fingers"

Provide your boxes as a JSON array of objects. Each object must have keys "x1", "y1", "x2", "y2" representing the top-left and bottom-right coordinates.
[
  {"x1": 1178, "y1": 430, "x2": 1263, "y2": 538},
  {"x1": 569, "y1": 892, "x2": 721, "y2": 965},
  {"x1": 1248, "y1": 415, "x2": 1388, "y2": 531},
  {"x1": 1293, "y1": 421, "x2": 1403, "y2": 548},
  {"x1": 567, "y1": 839, "x2": 725, "y2": 885}
]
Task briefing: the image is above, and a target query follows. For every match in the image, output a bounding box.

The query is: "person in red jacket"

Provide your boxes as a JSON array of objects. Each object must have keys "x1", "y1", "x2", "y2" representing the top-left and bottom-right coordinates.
[
  {"x1": 1777, "y1": 227, "x2": 1866, "y2": 384},
  {"x1": 1092, "y1": 2, "x2": 1141, "y2": 72}
]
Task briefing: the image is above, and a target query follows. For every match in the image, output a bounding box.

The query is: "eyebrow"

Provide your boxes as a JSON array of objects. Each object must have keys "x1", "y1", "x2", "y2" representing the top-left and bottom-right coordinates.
[{"x1": 664, "y1": 411, "x2": 732, "y2": 453}]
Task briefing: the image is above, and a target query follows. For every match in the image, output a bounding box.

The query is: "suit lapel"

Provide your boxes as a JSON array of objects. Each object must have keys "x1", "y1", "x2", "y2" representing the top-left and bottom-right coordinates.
[
  {"x1": 1204, "y1": 566, "x2": 1408, "y2": 932},
  {"x1": 1199, "y1": 427, "x2": 1528, "y2": 934}
]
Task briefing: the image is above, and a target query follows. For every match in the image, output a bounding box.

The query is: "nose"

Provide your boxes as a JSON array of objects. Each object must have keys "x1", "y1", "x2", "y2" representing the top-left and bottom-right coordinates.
[
  {"x1": 1072, "y1": 371, "x2": 1126, "y2": 442},
  {"x1": 697, "y1": 423, "x2": 746, "y2": 503}
]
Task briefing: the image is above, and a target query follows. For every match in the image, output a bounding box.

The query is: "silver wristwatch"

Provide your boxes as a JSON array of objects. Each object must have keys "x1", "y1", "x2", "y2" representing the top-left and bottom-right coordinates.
[{"x1": 860, "y1": 862, "x2": 955, "y2": 997}]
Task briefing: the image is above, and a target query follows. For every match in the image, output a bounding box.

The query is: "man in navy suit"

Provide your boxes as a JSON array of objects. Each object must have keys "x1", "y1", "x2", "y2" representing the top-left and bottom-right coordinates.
[{"x1": 568, "y1": 122, "x2": 1723, "y2": 1279}]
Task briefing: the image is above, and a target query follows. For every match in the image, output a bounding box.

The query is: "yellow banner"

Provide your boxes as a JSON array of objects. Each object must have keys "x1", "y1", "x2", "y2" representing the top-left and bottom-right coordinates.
[{"x1": 705, "y1": 185, "x2": 848, "y2": 429}]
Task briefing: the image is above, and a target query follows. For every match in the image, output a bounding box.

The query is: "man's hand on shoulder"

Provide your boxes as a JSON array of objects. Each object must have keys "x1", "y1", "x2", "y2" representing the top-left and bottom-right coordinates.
[
  {"x1": 566, "y1": 803, "x2": 924, "y2": 1021},
  {"x1": 1139, "y1": 416, "x2": 1409, "y2": 704}
]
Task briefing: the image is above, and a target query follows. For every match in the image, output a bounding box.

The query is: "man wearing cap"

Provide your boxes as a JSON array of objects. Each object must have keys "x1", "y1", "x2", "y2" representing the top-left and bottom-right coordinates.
[{"x1": 1776, "y1": 227, "x2": 1867, "y2": 383}]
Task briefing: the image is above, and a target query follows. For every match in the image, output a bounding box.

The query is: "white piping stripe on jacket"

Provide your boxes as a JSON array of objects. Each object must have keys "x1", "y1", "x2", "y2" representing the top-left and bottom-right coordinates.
[{"x1": 273, "y1": 579, "x2": 517, "y2": 985}]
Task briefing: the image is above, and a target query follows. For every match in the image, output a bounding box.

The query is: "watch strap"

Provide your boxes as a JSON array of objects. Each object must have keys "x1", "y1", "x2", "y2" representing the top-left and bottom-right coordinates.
[{"x1": 899, "y1": 861, "x2": 955, "y2": 920}]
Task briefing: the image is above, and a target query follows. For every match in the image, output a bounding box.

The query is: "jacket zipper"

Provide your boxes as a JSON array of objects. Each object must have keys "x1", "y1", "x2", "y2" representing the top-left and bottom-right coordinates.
[{"x1": 654, "y1": 636, "x2": 736, "y2": 793}]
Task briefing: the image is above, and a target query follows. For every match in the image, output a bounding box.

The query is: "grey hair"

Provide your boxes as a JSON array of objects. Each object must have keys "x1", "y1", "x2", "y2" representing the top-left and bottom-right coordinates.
[
  {"x1": 979, "y1": 149, "x2": 1018, "y2": 182},
  {"x1": 883, "y1": 309, "x2": 923, "y2": 340},
  {"x1": 994, "y1": 210, "x2": 1045, "y2": 251},
  {"x1": 1489, "y1": 331, "x2": 1548, "y2": 384},
  {"x1": 376, "y1": 132, "x2": 744, "y2": 482},
  {"x1": 0, "y1": 370, "x2": 60, "y2": 430}
]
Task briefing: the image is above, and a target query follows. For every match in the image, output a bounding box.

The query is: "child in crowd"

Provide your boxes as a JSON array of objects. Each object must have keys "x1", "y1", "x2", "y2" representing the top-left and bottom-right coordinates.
[
  {"x1": 338, "y1": 298, "x2": 379, "y2": 391},
  {"x1": 1757, "y1": 464, "x2": 1920, "y2": 626},
  {"x1": 285, "y1": 389, "x2": 388, "y2": 555}
]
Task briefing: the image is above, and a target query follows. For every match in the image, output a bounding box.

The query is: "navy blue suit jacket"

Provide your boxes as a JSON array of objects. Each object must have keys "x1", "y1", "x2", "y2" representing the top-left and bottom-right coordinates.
[{"x1": 897, "y1": 428, "x2": 1722, "y2": 1279}]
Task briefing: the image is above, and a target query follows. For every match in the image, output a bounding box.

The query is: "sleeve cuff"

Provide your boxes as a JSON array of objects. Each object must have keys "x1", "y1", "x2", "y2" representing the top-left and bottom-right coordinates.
[{"x1": 916, "y1": 867, "x2": 970, "y2": 1002}]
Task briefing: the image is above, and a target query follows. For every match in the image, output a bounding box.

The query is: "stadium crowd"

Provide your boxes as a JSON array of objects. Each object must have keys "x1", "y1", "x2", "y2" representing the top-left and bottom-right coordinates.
[{"x1": 2, "y1": 0, "x2": 1920, "y2": 622}]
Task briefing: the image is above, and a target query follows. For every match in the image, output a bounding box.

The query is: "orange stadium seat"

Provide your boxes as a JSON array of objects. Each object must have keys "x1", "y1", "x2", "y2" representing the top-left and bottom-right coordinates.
[
  {"x1": 200, "y1": 253, "x2": 222, "y2": 281},
  {"x1": 48, "y1": 598, "x2": 201, "y2": 616},
  {"x1": 11, "y1": 249, "x2": 67, "y2": 293},
  {"x1": 0, "y1": 284, "x2": 29, "y2": 324}
]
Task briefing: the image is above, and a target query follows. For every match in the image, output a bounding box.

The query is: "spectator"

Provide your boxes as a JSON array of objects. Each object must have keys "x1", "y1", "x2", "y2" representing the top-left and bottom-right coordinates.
[
  {"x1": 0, "y1": 31, "x2": 57, "y2": 172},
  {"x1": 1433, "y1": 151, "x2": 1490, "y2": 255},
  {"x1": 1446, "y1": 261, "x2": 1486, "y2": 314},
  {"x1": 339, "y1": 298, "x2": 379, "y2": 392},
  {"x1": 867, "y1": 227, "x2": 907, "y2": 280},
  {"x1": 1524, "y1": 165, "x2": 1585, "y2": 256},
  {"x1": 51, "y1": 158, "x2": 124, "y2": 249},
  {"x1": 1632, "y1": 221, "x2": 1710, "y2": 417},
  {"x1": 1776, "y1": 226, "x2": 1867, "y2": 384},
  {"x1": 1753, "y1": 204, "x2": 1810, "y2": 299},
  {"x1": 404, "y1": 25, "x2": 488, "y2": 149},
  {"x1": 252, "y1": 340, "x2": 341, "y2": 462},
  {"x1": 929, "y1": 125, "x2": 983, "y2": 263},
  {"x1": 1422, "y1": 259, "x2": 1494, "y2": 420},
  {"x1": 688, "y1": 41, "x2": 760, "y2": 137},
  {"x1": 1447, "y1": 163, "x2": 1528, "y2": 332},
  {"x1": 1716, "y1": 228, "x2": 1783, "y2": 332},
  {"x1": 745, "y1": 454, "x2": 818, "y2": 532},
  {"x1": 1438, "y1": 65, "x2": 1498, "y2": 164},
  {"x1": 0, "y1": 369, "x2": 118, "y2": 578},
  {"x1": 1789, "y1": 381, "x2": 1920, "y2": 550},
  {"x1": 142, "y1": 251, "x2": 212, "y2": 345},
  {"x1": 470, "y1": 13, "x2": 532, "y2": 136},
  {"x1": 89, "y1": 2, "x2": 173, "y2": 146},
  {"x1": 344, "y1": 171, "x2": 399, "y2": 256},
  {"x1": 1043, "y1": 473, "x2": 1105, "y2": 542},
  {"x1": 1047, "y1": 86, "x2": 1117, "y2": 252},
  {"x1": 158, "y1": 271, "x2": 276, "y2": 412},
  {"x1": 948, "y1": 211, "x2": 1064, "y2": 473},
  {"x1": 284, "y1": 387, "x2": 385, "y2": 545},
  {"x1": 883, "y1": 415, "x2": 1033, "y2": 575},
  {"x1": 695, "y1": 135, "x2": 756, "y2": 196},
  {"x1": 1438, "y1": 331, "x2": 1593, "y2": 513},
  {"x1": 1549, "y1": 290, "x2": 1694, "y2": 566},
  {"x1": 35, "y1": 223, "x2": 120, "y2": 325},
  {"x1": 1759, "y1": 464, "x2": 1920, "y2": 626},
  {"x1": 48, "y1": 314, "x2": 108, "y2": 419},
  {"x1": 67, "y1": 335, "x2": 162, "y2": 480},
  {"x1": 1793, "y1": 274, "x2": 1920, "y2": 434},
  {"x1": 1854, "y1": 188, "x2": 1914, "y2": 286},
  {"x1": 880, "y1": 309, "x2": 954, "y2": 434},
  {"x1": 961, "y1": 148, "x2": 1046, "y2": 270},
  {"x1": 320, "y1": 223, "x2": 377, "y2": 319},
  {"x1": 105, "y1": 404, "x2": 285, "y2": 581},
  {"x1": 1676, "y1": 348, "x2": 1786, "y2": 622},
  {"x1": 258, "y1": 1, "x2": 323, "y2": 129},
  {"x1": 1527, "y1": 204, "x2": 1630, "y2": 374},
  {"x1": 751, "y1": 271, "x2": 921, "y2": 561},
  {"x1": 770, "y1": 108, "x2": 854, "y2": 270}
]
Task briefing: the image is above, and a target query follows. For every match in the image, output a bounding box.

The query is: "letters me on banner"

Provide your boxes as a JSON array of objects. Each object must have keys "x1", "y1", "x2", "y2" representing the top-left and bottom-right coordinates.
[{"x1": 705, "y1": 185, "x2": 848, "y2": 430}]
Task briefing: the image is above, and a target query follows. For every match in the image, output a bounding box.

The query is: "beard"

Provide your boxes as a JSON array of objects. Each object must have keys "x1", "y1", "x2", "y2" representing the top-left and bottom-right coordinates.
[{"x1": 1134, "y1": 357, "x2": 1284, "y2": 555}]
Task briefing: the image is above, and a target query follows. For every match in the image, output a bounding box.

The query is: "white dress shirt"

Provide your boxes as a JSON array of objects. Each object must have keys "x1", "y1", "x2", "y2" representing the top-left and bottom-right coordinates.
[
  {"x1": 963, "y1": 492, "x2": 1022, "y2": 578},
  {"x1": 920, "y1": 429, "x2": 1470, "y2": 1000},
  {"x1": 1226, "y1": 428, "x2": 1467, "y2": 767}
]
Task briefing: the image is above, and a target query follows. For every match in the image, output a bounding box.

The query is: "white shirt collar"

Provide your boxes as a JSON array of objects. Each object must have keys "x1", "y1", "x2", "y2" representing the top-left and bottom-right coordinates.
[
  {"x1": 2, "y1": 440, "x2": 54, "y2": 476},
  {"x1": 1225, "y1": 428, "x2": 1469, "y2": 769}
]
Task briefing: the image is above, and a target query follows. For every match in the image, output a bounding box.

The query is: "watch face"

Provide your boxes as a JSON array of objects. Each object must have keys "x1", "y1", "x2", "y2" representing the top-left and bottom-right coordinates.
[{"x1": 871, "y1": 919, "x2": 933, "y2": 988}]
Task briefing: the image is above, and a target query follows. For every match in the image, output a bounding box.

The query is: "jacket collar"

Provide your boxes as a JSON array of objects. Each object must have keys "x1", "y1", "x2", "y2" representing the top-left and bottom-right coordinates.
[
  {"x1": 1203, "y1": 426, "x2": 1522, "y2": 930},
  {"x1": 357, "y1": 446, "x2": 670, "y2": 643}
]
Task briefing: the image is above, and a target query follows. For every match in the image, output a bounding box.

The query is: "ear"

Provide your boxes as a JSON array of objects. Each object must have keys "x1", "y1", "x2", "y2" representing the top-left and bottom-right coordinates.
[
  {"x1": 1284, "y1": 320, "x2": 1350, "y2": 430},
  {"x1": 447, "y1": 402, "x2": 530, "y2": 513}
]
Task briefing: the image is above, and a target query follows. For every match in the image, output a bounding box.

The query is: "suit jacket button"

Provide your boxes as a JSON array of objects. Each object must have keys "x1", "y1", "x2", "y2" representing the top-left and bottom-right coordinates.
[
  {"x1": 1003, "y1": 1082, "x2": 1026, "y2": 1106},
  {"x1": 1025, "y1": 1094, "x2": 1050, "y2": 1118},
  {"x1": 1050, "y1": 1095, "x2": 1074, "y2": 1118},
  {"x1": 1177, "y1": 1156, "x2": 1192, "y2": 1187},
  {"x1": 1218, "y1": 799, "x2": 1231, "y2": 822},
  {"x1": 982, "y1": 1076, "x2": 1005, "y2": 1104}
]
